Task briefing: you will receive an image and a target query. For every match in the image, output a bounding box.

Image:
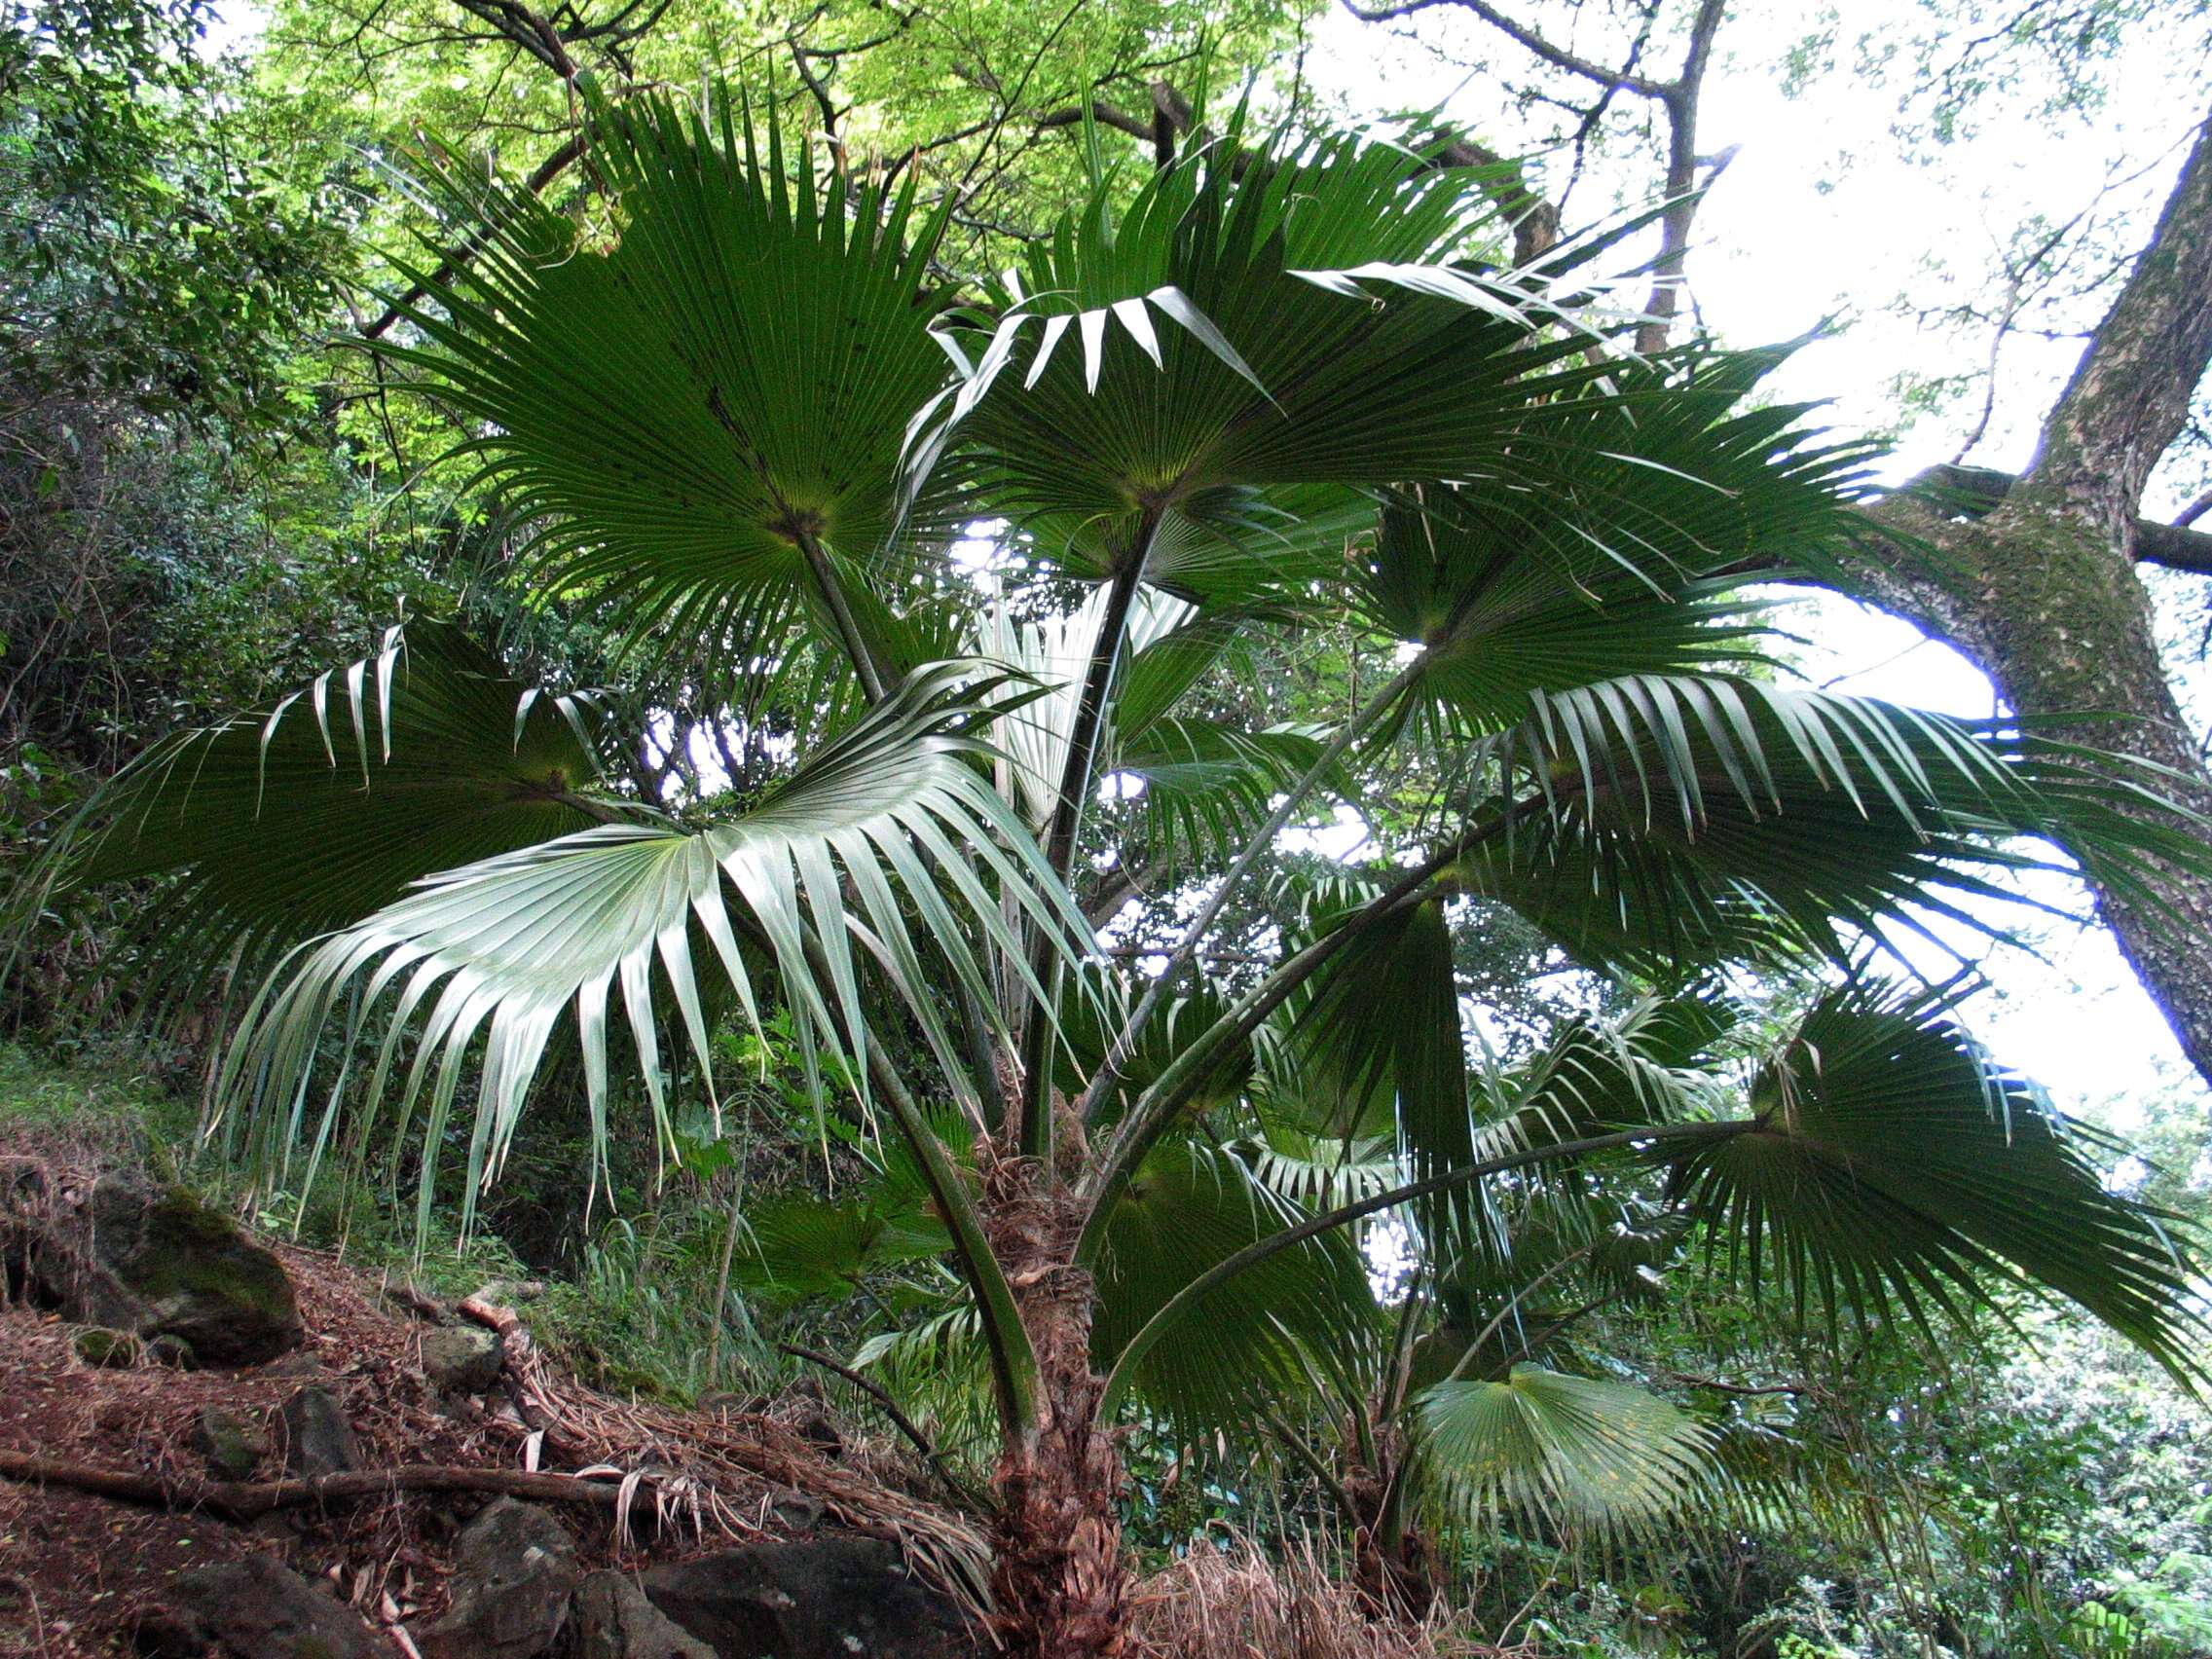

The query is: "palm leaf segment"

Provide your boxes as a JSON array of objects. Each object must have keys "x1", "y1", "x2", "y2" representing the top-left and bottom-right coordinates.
[
  {"x1": 20, "y1": 622, "x2": 609, "y2": 1010},
  {"x1": 986, "y1": 592, "x2": 1337, "y2": 870},
  {"x1": 220, "y1": 664, "x2": 1091, "y2": 1226},
  {"x1": 387, "y1": 91, "x2": 955, "y2": 680}
]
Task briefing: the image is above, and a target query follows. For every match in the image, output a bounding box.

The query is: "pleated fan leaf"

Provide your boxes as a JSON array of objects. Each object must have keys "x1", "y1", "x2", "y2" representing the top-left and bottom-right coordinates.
[
  {"x1": 1409, "y1": 1365, "x2": 1716, "y2": 1545},
  {"x1": 1673, "y1": 981, "x2": 2205, "y2": 1382},
  {"x1": 385, "y1": 91, "x2": 959, "y2": 682},
  {"x1": 216, "y1": 663, "x2": 1093, "y2": 1234},
  {"x1": 1090, "y1": 1141, "x2": 1381, "y2": 1441},
  {"x1": 1457, "y1": 673, "x2": 2212, "y2": 977}
]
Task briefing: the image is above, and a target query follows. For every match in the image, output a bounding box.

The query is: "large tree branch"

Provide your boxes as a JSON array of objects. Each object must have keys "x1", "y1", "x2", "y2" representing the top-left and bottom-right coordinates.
[
  {"x1": 1638, "y1": 0, "x2": 1726, "y2": 353},
  {"x1": 1340, "y1": 0, "x2": 1668, "y2": 95},
  {"x1": 2022, "y1": 104, "x2": 2212, "y2": 531}
]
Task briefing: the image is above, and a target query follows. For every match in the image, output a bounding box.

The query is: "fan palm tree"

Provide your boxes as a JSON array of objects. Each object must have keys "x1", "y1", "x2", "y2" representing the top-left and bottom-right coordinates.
[{"x1": 28, "y1": 92, "x2": 2208, "y2": 1654}]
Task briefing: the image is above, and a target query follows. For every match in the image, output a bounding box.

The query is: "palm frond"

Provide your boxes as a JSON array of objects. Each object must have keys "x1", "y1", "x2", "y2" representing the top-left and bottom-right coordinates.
[
  {"x1": 984, "y1": 585, "x2": 1193, "y2": 832},
  {"x1": 385, "y1": 91, "x2": 956, "y2": 684},
  {"x1": 1051, "y1": 967, "x2": 1252, "y2": 1125},
  {"x1": 1674, "y1": 980, "x2": 2206, "y2": 1382},
  {"x1": 20, "y1": 622, "x2": 612, "y2": 1014},
  {"x1": 216, "y1": 664, "x2": 1090, "y2": 1235},
  {"x1": 1457, "y1": 673, "x2": 2212, "y2": 977},
  {"x1": 1408, "y1": 1364, "x2": 1715, "y2": 1546},
  {"x1": 1090, "y1": 1141, "x2": 1381, "y2": 1442},
  {"x1": 909, "y1": 126, "x2": 1632, "y2": 541},
  {"x1": 729, "y1": 1190, "x2": 950, "y2": 1304},
  {"x1": 1233, "y1": 1117, "x2": 1403, "y2": 1215},
  {"x1": 1110, "y1": 719, "x2": 1340, "y2": 870}
]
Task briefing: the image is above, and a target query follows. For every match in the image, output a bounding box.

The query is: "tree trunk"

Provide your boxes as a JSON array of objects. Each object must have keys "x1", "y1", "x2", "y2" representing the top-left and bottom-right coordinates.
[
  {"x1": 1950, "y1": 497, "x2": 2212, "y2": 1076},
  {"x1": 1850, "y1": 104, "x2": 2212, "y2": 1087},
  {"x1": 981, "y1": 1141, "x2": 1129, "y2": 1657}
]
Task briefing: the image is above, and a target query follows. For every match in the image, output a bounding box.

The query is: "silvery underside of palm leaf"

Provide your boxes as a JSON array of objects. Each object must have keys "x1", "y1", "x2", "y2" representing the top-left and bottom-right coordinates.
[{"x1": 24, "y1": 83, "x2": 2208, "y2": 1577}]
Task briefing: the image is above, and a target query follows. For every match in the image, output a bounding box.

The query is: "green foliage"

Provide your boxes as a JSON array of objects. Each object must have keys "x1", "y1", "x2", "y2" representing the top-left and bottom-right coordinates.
[
  {"x1": 10, "y1": 12, "x2": 2212, "y2": 1653},
  {"x1": 1, "y1": 0, "x2": 350, "y2": 426}
]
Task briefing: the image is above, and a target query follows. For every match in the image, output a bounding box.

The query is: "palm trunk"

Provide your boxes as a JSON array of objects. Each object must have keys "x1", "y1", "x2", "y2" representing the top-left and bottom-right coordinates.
[{"x1": 980, "y1": 1138, "x2": 1130, "y2": 1656}]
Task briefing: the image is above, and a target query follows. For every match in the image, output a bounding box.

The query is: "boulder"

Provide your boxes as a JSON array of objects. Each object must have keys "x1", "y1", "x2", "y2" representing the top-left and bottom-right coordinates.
[
  {"x1": 16, "y1": 1175, "x2": 302, "y2": 1366},
  {"x1": 380, "y1": 1277, "x2": 452, "y2": 1322},
  {"x1": 132, "y1": 1554, "x2": 382, "y2": 1658},
  {"x1": 73, "y1": 1326, "x2": 142, "y2": 1367},
  {"x1": 564, "y1": 1570, "x2": 714, "y2": 1659},
  {"x1": 277, "y1": 1385, "x2": 359, "y2": 1480},
  {"x1": 639, "y1": 1537, "x2": 970, "y2": 1658},
  {"x1": 193, "y1": 1407, "x2": 270, "y2": 1483},
  {"x1": 421, "y1": 1323, "x2": 504, "y2": 1395},
  {"x1": 414, "y1": 1498, "x2": 580, "y2": 1659}
]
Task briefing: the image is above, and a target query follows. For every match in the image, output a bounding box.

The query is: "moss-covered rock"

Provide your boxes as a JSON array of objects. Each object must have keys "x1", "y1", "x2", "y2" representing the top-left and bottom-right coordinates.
[
  {"x1": 191, "y1": 1406, "x2": 269, "y2": 1482},
  {"x1": 420, "y1": 1324, "x2": 502, "y2": 1395},
  {"x1": 72, "y1": 1326, "x2": 141, "y2": 1367},
  {"x1": 29, "y1": 1175, "x2": 304, "y2": 1367}
]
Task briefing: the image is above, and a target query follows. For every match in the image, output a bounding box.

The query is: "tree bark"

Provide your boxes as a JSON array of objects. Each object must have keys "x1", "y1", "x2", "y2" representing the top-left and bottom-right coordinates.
[{"x1": 1847, "y1": 105, "x2": 2212, "y2": 1085}]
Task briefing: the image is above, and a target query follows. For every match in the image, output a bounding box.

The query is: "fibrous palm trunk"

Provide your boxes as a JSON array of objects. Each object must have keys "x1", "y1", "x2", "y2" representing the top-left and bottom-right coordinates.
[{"x1": 980, "y1": 1137, "x2": 1130, "y2": 1657}]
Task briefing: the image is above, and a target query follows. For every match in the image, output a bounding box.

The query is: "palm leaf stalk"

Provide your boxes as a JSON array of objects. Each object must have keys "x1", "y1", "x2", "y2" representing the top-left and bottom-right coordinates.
[{"x1": 24, "y1": 90, "x2": 2210, "y2": 1656}]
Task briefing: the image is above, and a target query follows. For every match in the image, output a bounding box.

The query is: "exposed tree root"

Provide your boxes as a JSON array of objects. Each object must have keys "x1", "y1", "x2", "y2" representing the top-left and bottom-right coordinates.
[{"x1": 0, "y1": 1447, "x2": 650, "y2": 1523}]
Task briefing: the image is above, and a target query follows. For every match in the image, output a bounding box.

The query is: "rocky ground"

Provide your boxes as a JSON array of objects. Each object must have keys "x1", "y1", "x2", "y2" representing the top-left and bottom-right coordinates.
[{"x1": 0, "y1": 1150, "x2": 982, "y2": 1657}]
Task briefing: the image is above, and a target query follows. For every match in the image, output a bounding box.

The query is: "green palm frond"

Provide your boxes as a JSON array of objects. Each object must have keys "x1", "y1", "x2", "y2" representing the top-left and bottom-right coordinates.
[
  {"x1": 1472, "y1": 1000, "x2": 1720, "y2": 1156},
  {"x1": 1457, "y1": 673, "x2": 2212, "y2": 977},
  {"x1": 910, "y1": 126, "x2": 1624, "y2": 538},
  {"x1": 19, "y1": 622, "x2": 612, "y2": 1014},
  {"x1": 217, "y1": 663, "x2": 1090, "y2": 1234},
  {"x1": 729, "y1": 1190, "x2": 950, "y2": 1304},
  {"x1": 854, "y1": 1303, "x2": 998, "y2": 1460},
  {"x1": 1282, "y1": 894, "x2": 1476, "y2": 1214},
  {"x1": 1698, "y1": 1397, "x2": 1875, "y2": 1539},
  {"x1": 385, "y1": 91, "x2": 956, "y2": 683},
  {"x1": 1110, "y1": 719, "x2": 1339, "y2": 869},
  {"x1": 1409, "y1": 1364, "x2": 1715, "y2": 1545},
  {"x1": 1359, "y1": 352, "x2": 1876, "y2": 740},
  {"x1": 1019, "y1": 485, "x2": 1377, "y2": 612},
  {"x1": 1051, "y1": 967, "x2": 1251, "y2": 1124},
  {"x1": 1674, "y1": 980, "x2": 2205, "y2": 1382},
  {"x1": 1091, "y1": 1141, "x2": 1381, "y2": 1442}
]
